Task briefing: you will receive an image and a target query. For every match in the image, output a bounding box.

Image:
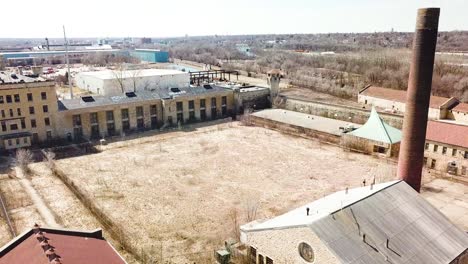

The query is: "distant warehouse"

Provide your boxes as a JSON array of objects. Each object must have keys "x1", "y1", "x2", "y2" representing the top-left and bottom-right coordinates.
[
  {"x1": 75, "y1": 69, "x2": 190, "y2": 96},
  {"x1": 131, "y1": 49, "x2": 169, "y2": 63}
]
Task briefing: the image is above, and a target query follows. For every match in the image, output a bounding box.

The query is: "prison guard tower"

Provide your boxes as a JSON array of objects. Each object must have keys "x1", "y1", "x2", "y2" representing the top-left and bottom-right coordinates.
[{"x1": 267, "y1": 69, "x2": 282, "y2": 106}]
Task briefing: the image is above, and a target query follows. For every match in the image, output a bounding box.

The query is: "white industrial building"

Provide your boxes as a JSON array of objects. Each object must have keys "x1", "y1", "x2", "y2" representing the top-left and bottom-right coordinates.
[{"x1": 75, "y1": 69, "x2": 190, "y2": 96}]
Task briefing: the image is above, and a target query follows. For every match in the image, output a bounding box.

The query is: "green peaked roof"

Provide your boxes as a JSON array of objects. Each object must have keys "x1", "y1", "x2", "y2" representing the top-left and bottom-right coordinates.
[{"x1": 348, "y1": 107, "x2": 402, "y2": 144}]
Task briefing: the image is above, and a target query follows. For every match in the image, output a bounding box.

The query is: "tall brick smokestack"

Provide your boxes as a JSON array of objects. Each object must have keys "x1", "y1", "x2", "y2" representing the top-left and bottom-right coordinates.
[{"x1": 397, "y1": 8, "x2": 440, "y2": 192}]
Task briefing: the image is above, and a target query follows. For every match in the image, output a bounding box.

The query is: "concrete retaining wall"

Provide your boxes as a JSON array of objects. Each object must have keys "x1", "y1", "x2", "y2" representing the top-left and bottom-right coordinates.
[
  {"x1": 249, "y1": 115, "x2": 341, "y2": 145},
  {"x1": 283, "y1": 97, "x2": 404, "y2": 129}
]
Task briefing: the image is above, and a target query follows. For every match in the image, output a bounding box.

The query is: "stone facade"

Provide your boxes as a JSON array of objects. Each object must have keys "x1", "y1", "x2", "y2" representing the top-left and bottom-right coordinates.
[
  {"x1": 0, "y1": 81, "x2": 58, "y2": 150},
  {"x1": 241, "y1": 227, "x2": 339, "y2": 264},
  {"x1": 0, "y1": 77, "x2": 240, "y2": 151},
  {"x1": 449, "y1": 107, "x2": 468, "y2": 125},
  {"x1": 56, "y1": 100, "x2": 164, "y2": 140},
  {"x1": 357, "y1": 86, "x2": 460, "y2": 121},
  {"x1": 342, "y1": 134, "x2": 400, "y2": 157},
  {"x1": 162, "y1": 91, "x2": 234, "y2": 126},
  {"x1": 424, "y1": 141, "x2": 468, "y2": 177}
]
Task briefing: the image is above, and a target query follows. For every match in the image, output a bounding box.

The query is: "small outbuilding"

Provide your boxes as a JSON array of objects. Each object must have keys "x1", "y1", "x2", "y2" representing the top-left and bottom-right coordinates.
[{"x1": 343, "y1": 107, "x2": 401, "y2": 157}]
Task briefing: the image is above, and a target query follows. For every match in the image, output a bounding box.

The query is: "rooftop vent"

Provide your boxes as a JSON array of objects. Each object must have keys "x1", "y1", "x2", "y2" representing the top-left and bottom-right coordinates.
[
  {"x1": 170, "y1": 87, "x2": 181, "y2": 93},
  {"x1": 10, "y1": 74, "x2": 18, "y2": 79},
  {"x1": 203, "y1": 84, "x2": 213, "y2": 89},
  {"x1": 125, "y1": 92, "x2": 137, "y2": 98},
  {"x1": 81, "y1": 96, "x2": 95, "y2": 103}
]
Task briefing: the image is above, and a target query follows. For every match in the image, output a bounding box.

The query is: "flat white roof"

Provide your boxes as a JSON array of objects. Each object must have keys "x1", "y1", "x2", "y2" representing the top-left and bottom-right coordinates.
[
  {"x1": 252, "y1": 109, "x2": 360, "y2": 136},
  {"x1": 77, "y1": 69, "x2": 188, "y2": 80},
  {"x1": 241, "y1": 180, "x2": 400, "y2": 232}
]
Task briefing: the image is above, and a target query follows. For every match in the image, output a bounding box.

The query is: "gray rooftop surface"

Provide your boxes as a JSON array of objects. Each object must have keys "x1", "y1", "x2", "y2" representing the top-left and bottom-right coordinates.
[
  {"x1": 251, "y1": 109, "x2": 360, "y2": 136},
  {"x1": 0, "y1": 71, "x2": 46, "y2": 84},
  {"x1": 58, "y1": 91, "x2": 161, "y2": 111},
  {"x1": 58, "y1": 85, "x2": 230, "y2": 111},
  {"x1": 310, "y1": 181, "x2": 468, "y2": 264}
]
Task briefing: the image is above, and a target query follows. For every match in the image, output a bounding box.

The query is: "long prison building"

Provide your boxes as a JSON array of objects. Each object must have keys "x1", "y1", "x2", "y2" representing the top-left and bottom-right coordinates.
[{"x1": 0, "y1": 72, "x2": 270, "y2": 151}]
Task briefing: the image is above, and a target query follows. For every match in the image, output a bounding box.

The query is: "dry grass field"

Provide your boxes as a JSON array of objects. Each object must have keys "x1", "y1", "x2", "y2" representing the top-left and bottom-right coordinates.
[
  {"x1": 51, "y1": 123, "x2": 396, "y2": 262},
  {"x1": 0, "y1": 123, "x2": 466, "y2": 263}
]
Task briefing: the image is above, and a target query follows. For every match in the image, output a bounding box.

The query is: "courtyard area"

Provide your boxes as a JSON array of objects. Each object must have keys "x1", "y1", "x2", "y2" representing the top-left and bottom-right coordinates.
[
  {"x1": 0, "y1": 122, "x2": 466, "y2": 263},
  {"x1": 51, "y1": 123, "x2": 396, "y2": 262}
]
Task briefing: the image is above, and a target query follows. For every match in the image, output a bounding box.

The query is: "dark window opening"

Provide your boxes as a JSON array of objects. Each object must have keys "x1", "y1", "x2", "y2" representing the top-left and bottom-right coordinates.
[
  {"x1": 188, "y1": 100, "x2": 194, "y2": 110},
  {"x1": 106, "y1": 111, "x2": 114, "y2": 122},
  {"x1": 136, "y1": 106, "x2": 144, "y2": 118},
  {"x1": 137, "y1": 118, "x2": 144, "y2": 130},
  {"x1": 32, "y1": 133, "x2": 39, "y2": 143},
  {"x1": 373, "y1": 145, "x2": 386, "y2": 154},
  {"x1": 44, "y1": 117, "x2": 50, "y2": 126},
  {"x1": 177, "y1": 113, "x2": 184, "y2": 123},
  {"x1": 170, "y1": 87, "x2": 181, "y2": 93},
  {"x1": 29, "y1": 106, "x2": 35, "y2": 115},
  {"x1": 74, "y1": 127, "x2": 83, "y2": 139},
  {"x1": 6, "y1": 95, "x2": 12, "y2": 103},
  {"x1": 10, "y1": 124, "x2": 18, "y2": 131},
  {"x1": 43, "y1": 105, "x2": 48, "y2": 113},
  {"x1": 27, "y1": 93, "x2": 33, "y2": 102},
  {"x1": 150, "y1": 105, "x2": 157, "y2": 116},
  {"x1": 122, "y1": 120, "x2": 130, "y2": 132},
  {"x1": 222, "y1": 106, "x2": 227, "y2": 116},
  {"x1": 41, "y1": 92, "x2": 47, "y2": 100},
  {"x1": 90, "y1": 113, "x2": 98, "y2": 124},
  {"x1": 211, "y1": 108, "x2": 217, "y2": 119},
  {"x1": 151, "y1": 116, "x2": 158, "y2": 129},
  {"x1": 31, "y1": 119, "x2": 36, "y2": 128},
  {"x1": 91, "y1": 125, "x2": 100, "y2": 139},
  {"x1": 107, "y1": 123, "x2": 116, "y2": 136},
  {"x1": 14, "y1": 94, "x2": 20, "y2": 102},
  {"x1": 72, "y1": 115, "x2": 82, "y2": 126},
  {"x1": 121, "y1": 109, "x2": 129, "y2": 119},
  {"x1": 200, "y1": 109, "x2": 206, "y2": 121},
  {"x1": 176, "y1": 102, "x2": 183, "y2": 112},
  {"x1": 200, "y1": 99, "x2": 206, "y2": 108}
]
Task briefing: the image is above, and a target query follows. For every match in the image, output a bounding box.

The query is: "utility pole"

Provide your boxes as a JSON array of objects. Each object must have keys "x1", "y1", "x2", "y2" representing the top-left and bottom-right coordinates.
[{"x1": 63, "y1": 25, "x2": 73, "y2": 99}]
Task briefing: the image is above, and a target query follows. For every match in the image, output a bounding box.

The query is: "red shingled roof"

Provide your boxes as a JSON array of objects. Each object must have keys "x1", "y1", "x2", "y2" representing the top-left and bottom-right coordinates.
[
  {"x1": 426, "y1": 121, "x2": 468, "y2": 149},
  {"x1": 452, "y1": 102, "x2": 468, "y2": 113},
  {"x1": 361, "y1": 86, "x2": 452, "y2": 109},
  {"x1": 0, "y1": 227, "x2": 126, "y2": 264}
]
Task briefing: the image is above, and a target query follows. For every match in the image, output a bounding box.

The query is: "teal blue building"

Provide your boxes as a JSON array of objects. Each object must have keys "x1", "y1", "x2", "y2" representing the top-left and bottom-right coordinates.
[{"x1": 131, "y1": 49, "x2": 169, "y2": 63}]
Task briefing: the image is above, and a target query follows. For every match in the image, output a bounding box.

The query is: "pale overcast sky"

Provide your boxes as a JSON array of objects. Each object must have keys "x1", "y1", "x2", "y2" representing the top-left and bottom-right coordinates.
[{"x1": 1, "y1": 0, "x2": 467, "y2": 38}]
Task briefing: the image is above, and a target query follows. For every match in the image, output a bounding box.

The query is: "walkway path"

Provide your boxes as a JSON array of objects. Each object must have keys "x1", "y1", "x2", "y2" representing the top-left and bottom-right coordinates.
[{"x1": 15, "y1": 167, "x2": 59, "y2": 227}]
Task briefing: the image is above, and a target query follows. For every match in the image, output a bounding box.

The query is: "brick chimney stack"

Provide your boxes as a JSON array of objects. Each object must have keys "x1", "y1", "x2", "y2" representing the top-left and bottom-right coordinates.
[{"x1": 397, "y1": 8, "x2": 440, "y2": 192}]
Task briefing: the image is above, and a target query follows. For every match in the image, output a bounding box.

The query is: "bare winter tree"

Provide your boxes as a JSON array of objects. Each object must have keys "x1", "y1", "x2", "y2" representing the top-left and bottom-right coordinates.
[
  {"x1": 15, "y1": 149, "x2": 33, "y2": 175},
  {"x1": 112, "y1": 64, "x2": 127, "y2": 93},
  {"x1": 43, "y1": 150, "x2": 56, "y2": 171},
  {"x1": 129, "y1": 69, "x2": 142, "y2": 92}
]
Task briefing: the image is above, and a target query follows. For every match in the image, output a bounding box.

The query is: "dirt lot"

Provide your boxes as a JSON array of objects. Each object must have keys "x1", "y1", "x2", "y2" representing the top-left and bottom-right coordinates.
[
  {"x1": 50, "y1": 123, "x2": 395, "y2": 262},
  {"x1": 0, "y1": 123, "x2": 466, "y2": 263}
]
